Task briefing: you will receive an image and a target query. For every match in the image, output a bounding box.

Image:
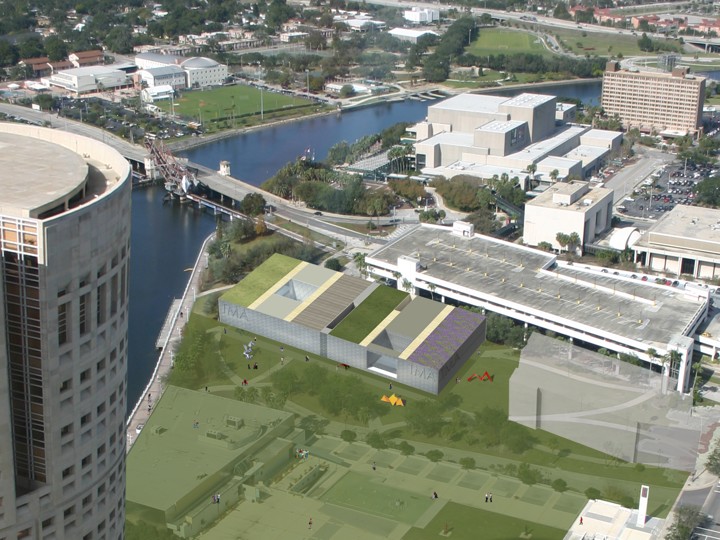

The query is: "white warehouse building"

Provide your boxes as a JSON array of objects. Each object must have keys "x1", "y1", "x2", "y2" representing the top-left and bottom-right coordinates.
[
  {"x1": 403, "y1": 7, "x2": 440, "y2": 23},
  {"x1": 134, "y1": 53, "x2": 227, "y2": 88}
]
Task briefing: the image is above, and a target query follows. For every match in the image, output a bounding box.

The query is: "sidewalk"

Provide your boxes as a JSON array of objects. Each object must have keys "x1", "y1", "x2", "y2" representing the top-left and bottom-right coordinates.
[{"x1": 125, "y1": 233, "x2": 213, "y2": 450}]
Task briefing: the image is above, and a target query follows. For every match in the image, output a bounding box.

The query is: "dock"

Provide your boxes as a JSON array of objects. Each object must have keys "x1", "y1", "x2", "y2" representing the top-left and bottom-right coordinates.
[{"x1": 156, "y1": 298, "x2": 183, "y2": 349}]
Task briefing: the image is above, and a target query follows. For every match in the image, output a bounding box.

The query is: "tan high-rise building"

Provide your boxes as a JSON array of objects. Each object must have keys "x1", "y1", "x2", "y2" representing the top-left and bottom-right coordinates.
[
  {"x1": 0, "y1": 123, "x2": 131, "y2": 540},
  {"x1": 601, "y1": 61, "x2": 705, "y2": 137}
]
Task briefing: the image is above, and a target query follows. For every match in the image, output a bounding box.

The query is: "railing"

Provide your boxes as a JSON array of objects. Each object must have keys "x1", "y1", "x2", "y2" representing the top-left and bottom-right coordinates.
[{"x1": 125, "y1": 232, "x2": 215, "y2": 429}]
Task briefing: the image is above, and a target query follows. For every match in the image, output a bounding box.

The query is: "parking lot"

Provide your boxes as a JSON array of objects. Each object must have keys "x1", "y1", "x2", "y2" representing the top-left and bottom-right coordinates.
[{"x1": 616, "y1": 162, "x2": 715, "y2": 220}]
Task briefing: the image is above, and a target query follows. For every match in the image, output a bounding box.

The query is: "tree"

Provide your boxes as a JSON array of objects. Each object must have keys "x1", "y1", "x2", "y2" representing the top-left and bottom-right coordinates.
[
  {"x1": 637, "y1": 32, "x2": 653, "y2": 52},
  {"x1": 556, "y1": 232, "x2": 570, "y2": 252},
  {"x1": 554, "y1": 3, "x2": 572, "y2": 20},
  {"x1": 324, "y1": 258, "x2": 342, "y2": 271},
  {"x1": 425, "y1": 449, "x2": 444, "y2": 462},
  {"x1": 340, "y1": 429, "x2": 357, "y2": 443},
  {"x1": 551, "y1": 478, "x2": 568, "y2": 492},
  {"x1": 428, "y1": 283, "x2": 437, "y2": 301},
  {"x1": 104, "y1": 25, "x2": 134, "y2": 54},
  {"x1": 537, "y1": 241, "x2": 553, "y2": 252},
  {"x1": 366, "y1": 430, "x2": 387, "y2": 449},
  {"x1": 339, "y1": 84, "x2": 354, "y2": 98},
  {"x1": 254, "y1": 216, "x2": 267, "y2": 236},
  {"x1": 401, "y1": 278, "x2": 413, "y2": 294},
  {"x1": 240, "y1": 193, "x2": 266, "y2": 216},
  {"x1": 305, "y1": 31, "x2": 327, "y2": 51},
  {"x1": 665, "y1": 506, "x2": 703, "y2": 540},
  {"x1": 549, "y1": 169, "x2": 560, "y2": 182},
  {"x1": 459, "y1": 457, "x2": 475, "y2": 470},
  {"x1": 706, "y1": 441, "x2": 720, "y2": 476},
  {"x1": 397, "y1": 441, "x2": 415, "y2": 455},
  {"x1": 19, "y1": 37, "x2": 44, "y2": 59},
  {"x1": 44, "y1": 35, "x2": 68, "y2": 62},
  {"x1": 0, "y1": 40, "x2": 19, "y2": 67},
  {"x1": 568, "y1": 232, "x2": 581, "y2": 253},
  {"x1": 695, "y1": 176, "x2": 720, "y2": 206}
]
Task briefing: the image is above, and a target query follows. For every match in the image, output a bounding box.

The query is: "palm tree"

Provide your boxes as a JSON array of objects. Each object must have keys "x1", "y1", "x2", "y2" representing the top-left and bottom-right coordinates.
[
  {"x1": 556, "y1": 232, "x2": 570, "y2": 253},
  {"x1": 353, "y1": 252, "x2": 367, "y2": 277},
  {"x1": 550, "y1": 169, "x2": 560, "y2": 182},
  {"x1": 568, "y1": 232, "x2": 581, "y2": 253},
  {"x1": 401, "y1": 278, "x2": 413, "y2": 294},
  {"x1": 428, "y1": 283, "x2": 437, "y2": 301}
]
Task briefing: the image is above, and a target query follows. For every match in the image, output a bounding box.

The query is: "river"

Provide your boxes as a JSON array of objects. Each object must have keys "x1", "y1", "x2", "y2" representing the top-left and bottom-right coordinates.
[{"x1": 126, "y1": 79, "x2": 602, "y2": 412}]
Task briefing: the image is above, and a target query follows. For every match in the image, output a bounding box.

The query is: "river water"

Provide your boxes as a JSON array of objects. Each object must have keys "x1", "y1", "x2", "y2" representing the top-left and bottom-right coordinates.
[{"x1": 126, "y1": 79, "x2": 602, "y2": 413}]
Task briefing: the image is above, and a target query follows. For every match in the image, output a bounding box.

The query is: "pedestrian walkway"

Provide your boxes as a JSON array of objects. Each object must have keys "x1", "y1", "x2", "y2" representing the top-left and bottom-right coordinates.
[{"x1": 125, "y1": 233, "x2": 213, "y2": 451}]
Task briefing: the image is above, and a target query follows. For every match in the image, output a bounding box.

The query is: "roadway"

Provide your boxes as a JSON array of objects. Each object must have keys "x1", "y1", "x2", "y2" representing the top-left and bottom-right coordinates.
[
  {"x1": 604, "y1": 147, "x2": 675, "y2": 207},
  {"x1": 0, "y1": 102, "x2": 390, "y2": 244}
]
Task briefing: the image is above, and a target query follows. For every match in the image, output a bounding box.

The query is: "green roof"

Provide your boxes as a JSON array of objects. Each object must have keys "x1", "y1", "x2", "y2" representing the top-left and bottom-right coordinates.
[
  {"x1": 330, "y1": 286, "x2": 408, "y2": 343},
  {"x1": 220, "y1": 254, "x2": 301, "y2": 307}
]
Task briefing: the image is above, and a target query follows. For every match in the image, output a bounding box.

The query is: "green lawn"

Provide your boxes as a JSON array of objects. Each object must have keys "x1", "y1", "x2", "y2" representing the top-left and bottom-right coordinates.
[
  {"x1": 172, "y1": 291, "x2": 686, "y2": 529},
  {"x1": 219, "y1": 253, "x2": 300, "y2": 307},
  {"x1": 470, "y1": 28, "x2": 552, "y2": 58},
  {"x1": 158, "y1": 84, "x2": 314, "y2": 123},
  {"x1": 403, "y1": 502, "x2": 569, "y2": 540},
  {"x1": 320, "y1": 471, "x2": 433, "y2": 524},
  {"x1": 330, "y1": 286, "x2": 409, "y2": 343},
  {"x1": 542, "y1": 25, "x2": 681, "y2": 58}
]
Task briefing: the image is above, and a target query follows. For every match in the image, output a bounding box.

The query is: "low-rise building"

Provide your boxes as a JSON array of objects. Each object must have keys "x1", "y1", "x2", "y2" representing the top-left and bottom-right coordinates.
[
  {"x1": 136, "y1": 65, "x2": 187, "y2": 90},
  {"x1": 633, "y1": 205, "x2": 720, "y2": 279},
  {"x1": 388, "y1": 28, "x2": 438, "y2": 43},
  {"x1": 134, "y1": 53, "x2": 227, "y2": 88},
  {"x1": 523, "y1": 181, "x2": 614, "y2": 251},
  {"x1": 42, "y1": 65, "x2": 131, "y2": 94},
  {"x1": 403, "y1": 7, "x2": 440, "y2": 23}
]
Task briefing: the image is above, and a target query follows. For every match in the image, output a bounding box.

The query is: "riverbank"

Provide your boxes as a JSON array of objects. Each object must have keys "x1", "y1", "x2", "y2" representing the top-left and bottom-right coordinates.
[
  {"x1": 168, "y1": 107, "x2": 339, "y2": 153},
  {"x1": 168, "y1": 77, "x2": 601, "y2": 154}
]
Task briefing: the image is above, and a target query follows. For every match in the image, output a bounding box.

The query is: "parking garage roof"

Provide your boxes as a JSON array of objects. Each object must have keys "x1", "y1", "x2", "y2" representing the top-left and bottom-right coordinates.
[{"x1": 368, "y1": 225, "x2": 706, "y2": 350}]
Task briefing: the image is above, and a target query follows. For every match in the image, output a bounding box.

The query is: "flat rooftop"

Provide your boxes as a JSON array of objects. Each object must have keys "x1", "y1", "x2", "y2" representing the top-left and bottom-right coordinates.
[
  {"x1": 477, "y1": 120, "x2": 525, "y2": 133},
  {"x1": 368, "y1": 225, "x2": 705, "y2": 350},
  {"x1": 429, "y1": 93, "x2": 508, "y2": 114},
  {"x1": 506, "y1": 124, "x2": 588, "y2": 162},
  {"x1": 528, "y1": 182, "x2": 612, "y2": 211},
  {"x1": 502, "y1": 93, "x2": 555, "y2": 109},
  {"x1": 0, "y1": 131, "x2": 88, "y2": 218},
  {"x1": 647, "y1": 204, "x2": 720, "y2": 246}
]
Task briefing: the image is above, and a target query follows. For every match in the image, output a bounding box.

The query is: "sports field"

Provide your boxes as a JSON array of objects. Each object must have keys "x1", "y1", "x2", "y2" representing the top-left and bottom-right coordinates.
[
  {"x1": 469, "y1": 28, "x2": 552, "y2": 58},
  {"x1": 157, "y1": 84, "x2": 314, "y2": 123}
]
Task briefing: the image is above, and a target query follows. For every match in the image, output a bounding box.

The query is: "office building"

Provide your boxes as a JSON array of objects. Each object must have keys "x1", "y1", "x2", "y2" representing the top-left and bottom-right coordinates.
[
  {"x1": 601, "y1": 61, "x2": 706, "y2": 137},
  {"x1": 0, "y1": 123, "x2": 131, "y2": 539},
  {"x1": 523, "y1": 181, "x2": 614, "y2": 252}
]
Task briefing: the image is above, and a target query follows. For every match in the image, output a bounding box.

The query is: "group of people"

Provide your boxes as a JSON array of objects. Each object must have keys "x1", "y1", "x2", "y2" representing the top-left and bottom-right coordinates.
[
  {"x1": 484, "y1": 492, "x2": 493, "y2": 503},
  {"x1": 211, "y1": 493, "x2": 221, "y2": 504}
]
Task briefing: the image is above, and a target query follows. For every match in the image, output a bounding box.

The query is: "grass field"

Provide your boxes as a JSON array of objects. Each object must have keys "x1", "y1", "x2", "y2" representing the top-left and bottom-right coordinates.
[
  {"x1": 542, "y1": 25, "x2": 682, "y2": 57},
  {"x1": 219, "y1": 253, "x2": 300, "y2": 306},
  {"x1": 171, "y1": 289, "x2": 687, "y2": 528},
  {"x1": 157, "y1": 84, "x2": 314, "y2": 123},
  {"x1": 320, "y1": 472, "x2": 433, "y2": 524},
  {"x1": 330, "y1": 286, "x2": 409, "y2": 342},
  {"x1": 470, "y1": 28, "x2": 552, "y2": 58},
  {"x1": 403, "y1": 502, "x2": 569, "y2": 540}
]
